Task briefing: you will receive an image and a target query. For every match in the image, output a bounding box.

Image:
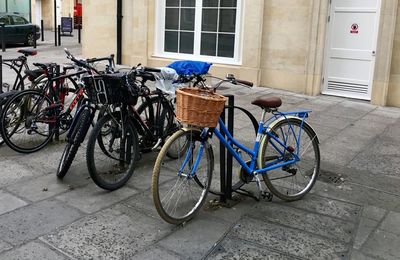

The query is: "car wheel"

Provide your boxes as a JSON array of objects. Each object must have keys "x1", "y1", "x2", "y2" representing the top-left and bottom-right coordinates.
[{"x1": 25, "y1": 33, "x2": 35, "y2": 46}]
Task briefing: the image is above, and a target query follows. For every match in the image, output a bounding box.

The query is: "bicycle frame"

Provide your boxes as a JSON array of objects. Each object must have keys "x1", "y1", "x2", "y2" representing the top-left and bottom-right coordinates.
[
  {"x1": 1, "y1": 57, "x2": 29, "y2": 91},
  {"x1": 185, "y1": 110, "x2": 312, "y2": 178}
]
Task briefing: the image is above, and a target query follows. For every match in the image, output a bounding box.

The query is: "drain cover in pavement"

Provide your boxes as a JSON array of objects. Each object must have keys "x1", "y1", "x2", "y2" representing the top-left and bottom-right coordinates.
[{"x1": 318, "y1": 170, "x2": 344, "y2": 185}]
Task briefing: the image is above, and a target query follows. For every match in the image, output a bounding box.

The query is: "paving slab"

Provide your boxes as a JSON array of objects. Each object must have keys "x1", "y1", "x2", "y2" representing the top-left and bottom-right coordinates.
[
  {"x1": 251, "y1": 202, "x2": 355, "y2": 243},
  {"x1": 312, "y1": 181, "x2": 400, "y2": 213},
  {"x1": 361, "y1": 229, "x2": 400, "y2": 260},
  {"x1": 208, "y1": 236, "x2": 290, "y2": 260},
  {"x1": 0, "y1": 200, "x2": 83, "y2": 246},
  {"x1": 0, "y1": 240, "x2": 12, "y2": 255},
  {"x1": 130, "y1": 246, "x2": 182, "y2": 260},
  {"x1": 279, "y1": 194, "x2": 361, "y2": 222},
  {"x1": 42, "y1": 204, "x2": 174, "y2": 260},
  {"x1": 323, "y1": 100, "x2": 375, "y2": 120},
  {"x1": 0, "y1": 190, "x2": 28, "y2": 216},
  {"x1": 0, "y1": 158, "x2": 37, "y2": 188},
  {"x1": 231, "y1": 216, "x2": 349, "y2": 259},
  {"x1": 55, "y1": 182, "x2": 138, "y2": 214},
  {"x1": 379, "y1": 211, "x2": 400, "y2": 235},
  {"x1": 353, "y1": 217, "x2": 380, "y2": 250},
  {"x1": 350, "y1": 250, "x2": 379, "y2": 260},
  {"x1": 362, "y1": 205, "x2": 387, "y2": 221},
  {"x1": 349, "y1": 135, "x2": 400, "y2": 177},
  {"x1": 6, "y1": 171, "x2": 90, "y2": 202},
  {"x1": 157, "y1": 218, "x2": 232, "y2": 260},
  {"x1": 0, "y1": 241, "x2": 67, "y2": 260}
]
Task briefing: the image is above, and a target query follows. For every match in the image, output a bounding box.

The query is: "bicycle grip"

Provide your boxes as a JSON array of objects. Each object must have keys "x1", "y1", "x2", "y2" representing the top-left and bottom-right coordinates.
[{"x1": 236, "y1": 79, "x2": 253, "y2": 87}]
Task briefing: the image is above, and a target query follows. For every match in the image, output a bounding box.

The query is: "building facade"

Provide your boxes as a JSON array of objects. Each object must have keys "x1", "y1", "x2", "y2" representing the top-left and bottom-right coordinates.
[{"x1": 82, "y1": 0, "x2": 400, "y2": 107}]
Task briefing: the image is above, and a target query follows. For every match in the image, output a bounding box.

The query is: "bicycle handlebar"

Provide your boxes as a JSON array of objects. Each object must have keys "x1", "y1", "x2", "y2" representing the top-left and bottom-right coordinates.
[{"x1": 236, "y1": 79, "x2": 253, "y2": 87}]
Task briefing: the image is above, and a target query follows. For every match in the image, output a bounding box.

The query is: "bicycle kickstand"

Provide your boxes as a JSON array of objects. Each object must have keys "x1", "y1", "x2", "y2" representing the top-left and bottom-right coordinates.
[{"x1": 254, "y1": 174, "x2": 273, "y2": 202}]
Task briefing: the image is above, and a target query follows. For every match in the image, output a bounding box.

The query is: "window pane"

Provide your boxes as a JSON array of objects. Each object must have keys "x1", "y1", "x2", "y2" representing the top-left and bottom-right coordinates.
[
  {"x1": 0, "y1": 16, "x2": 11, "y2": 25},
  {"x1": 220, "y1": 0, "x2": 237, "y2": 7},
  {"x1": 180, "y1": 8, "x2": 195, "y2": 30},
  {"x1": 201, "y1": 33, "x2": 217, "y2": 56},
  {"x1": 165, "y1": 8, "x2": 179, "y2": 30},
  {"x1": 203, "y1": 0, "x2": 218, "y2": 7},
  {"x1": 219, "y1": 9, "x2": 236, "y2": 33},
  {"x1": 165, "y1": 31, "x2": 179, "y2": 52},
  {"x1": 179, "y1": 32, "x2": 194, "y2": 54},
  {"x1": 181, "y1": 0, "x2": 195, "y2": 7},
  {"x1": 218, "y1": 34, "x2": 235, "y2": 58},
  {"x1": 12, "y1": 16, "x2": 27, "y2": 25},
  {"x1": 166, "y1": 0, "x2": 179, "y2": 7},
  {"x1": 202, "y1": 9, "x2": 217, "y2": 32}
]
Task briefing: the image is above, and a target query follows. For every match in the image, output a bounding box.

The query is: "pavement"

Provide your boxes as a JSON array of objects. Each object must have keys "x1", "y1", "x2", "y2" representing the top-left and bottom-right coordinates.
[{"x1": 1, "y1": 33, "x2": 400, "y2": 259}]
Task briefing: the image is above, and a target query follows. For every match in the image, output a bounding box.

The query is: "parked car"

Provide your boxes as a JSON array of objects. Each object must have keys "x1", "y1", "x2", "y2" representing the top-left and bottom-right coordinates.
[{"x1": 0, "y1": 13, "x2": 40, "y2": 46}]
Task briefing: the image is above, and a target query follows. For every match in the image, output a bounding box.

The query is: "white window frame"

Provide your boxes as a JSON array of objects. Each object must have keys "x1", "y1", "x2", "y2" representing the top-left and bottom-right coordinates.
[{"x1": 154, "y1": 0, "x2": 243, "y2": 65}]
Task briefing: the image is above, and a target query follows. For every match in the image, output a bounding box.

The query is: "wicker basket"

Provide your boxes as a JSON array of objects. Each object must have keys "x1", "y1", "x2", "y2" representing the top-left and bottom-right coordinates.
[{"x1": 176, "y1": 88, "x2": 227, "y2": 128}]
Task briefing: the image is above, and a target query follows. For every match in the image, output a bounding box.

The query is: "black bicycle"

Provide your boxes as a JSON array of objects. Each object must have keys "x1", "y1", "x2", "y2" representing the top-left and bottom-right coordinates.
[{"x1": 1, "y1": 49, "x2": 41, "y2": 93}]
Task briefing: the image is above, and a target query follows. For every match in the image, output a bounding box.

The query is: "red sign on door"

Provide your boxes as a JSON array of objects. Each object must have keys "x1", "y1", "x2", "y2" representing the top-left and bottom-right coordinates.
[{"x1": 350, "y1": 23, "x2": 359, "y2": 34}]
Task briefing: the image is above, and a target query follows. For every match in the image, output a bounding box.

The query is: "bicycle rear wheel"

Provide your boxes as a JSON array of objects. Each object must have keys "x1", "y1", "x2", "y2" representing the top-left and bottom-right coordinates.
[
  {"x1": 258, "y1": 117, "x2": 320, "y2": 201},
  {"x1": 86, "y1": 112, "x2": 139, "y2": 190},
  {"x1": 57, "y1": 108, "x2": 92, "y2": 178},
  {"x1": 152, "y1": 128, "x2": 213, "y2": 224},
  {"x1": 0, "y1": 90, "x2": 54, "y2": 153},
  {"x1": 137, "y1": 95, "x2": 178, "y2": 151}
]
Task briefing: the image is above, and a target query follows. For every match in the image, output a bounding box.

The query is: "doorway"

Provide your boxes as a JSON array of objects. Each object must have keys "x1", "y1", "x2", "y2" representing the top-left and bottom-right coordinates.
[{"x1": 322, "y1": 0, "x2": 381, "y2": 100}]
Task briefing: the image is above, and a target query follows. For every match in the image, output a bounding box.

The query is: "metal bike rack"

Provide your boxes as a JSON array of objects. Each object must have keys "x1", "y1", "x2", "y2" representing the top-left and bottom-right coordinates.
[
  {"x1": 0, "y1": 55, "x2": 2, "y2": 94},
  {"x1": 54, "y1": 65, "x2": 61, "y2": 141},
  {"x1": 217, "y1": 94, "x2": 261, "y2": 204}
]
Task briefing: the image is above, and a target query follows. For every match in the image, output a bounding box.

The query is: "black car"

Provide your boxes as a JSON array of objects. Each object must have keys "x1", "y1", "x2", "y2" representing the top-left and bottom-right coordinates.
[{"x1": 0, "y1": 13, "x2": 40, "y2": 46}]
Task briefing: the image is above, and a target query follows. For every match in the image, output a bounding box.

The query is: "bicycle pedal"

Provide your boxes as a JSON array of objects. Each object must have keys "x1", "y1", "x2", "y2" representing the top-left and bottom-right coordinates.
[{"x1": 261, "y1": 191, "x2": 273, "y2": 201}]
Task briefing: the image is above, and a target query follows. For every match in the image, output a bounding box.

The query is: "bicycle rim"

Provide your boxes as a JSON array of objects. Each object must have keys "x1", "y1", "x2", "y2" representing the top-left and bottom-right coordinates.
[
  {"x1": 152, "y1": 128, "x2": 213, "y2": 224},
  {"x1": 259, "y1": 118, "x2": 320, "y2": 201}
]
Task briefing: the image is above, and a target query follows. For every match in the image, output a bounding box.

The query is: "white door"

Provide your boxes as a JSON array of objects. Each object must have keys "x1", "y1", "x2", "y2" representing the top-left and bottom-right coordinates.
[
  {"x1": 322, "y1": 0, "x2": 381, "y2": 100},
  {"x1": 35, "y1": 0, "x2": 42, "y2": 25}
]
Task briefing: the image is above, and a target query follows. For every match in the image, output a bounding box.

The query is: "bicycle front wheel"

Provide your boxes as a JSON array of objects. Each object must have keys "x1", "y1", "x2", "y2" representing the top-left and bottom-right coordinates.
[
  {"x1": 152, "y1": 128, "x2": 213, "y2": 225},
  {"x1": 86, "y1": 112, "x2": 139, "y2": 191},
  {"x1": 0, "y1": 90, "x2": 54, "y2": 153},
  {"x1": 57, "y1": 108, "x2": 92, "y2": 179},
  {"x1": 258, "y1": 117, "x2": 320, "y2": 201}
]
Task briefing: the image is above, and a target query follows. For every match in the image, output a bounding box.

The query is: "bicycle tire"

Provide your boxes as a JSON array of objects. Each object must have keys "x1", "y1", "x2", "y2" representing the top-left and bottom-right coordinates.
[
  {"x1": 258, "y1": 117, "x2": 320, "y2": 201},
  {"x1": 57, "y1": 108, "x2": 92, "y2": 179},
  {"x1": 152, "y1": 128, "x2": 213, "y2": 224},
  {"x1": 86, "y1": 112, "x2": 139, "y2": 191},
  {"x1": 0, "y1": 89, "x2": 54, "y2": 153}
]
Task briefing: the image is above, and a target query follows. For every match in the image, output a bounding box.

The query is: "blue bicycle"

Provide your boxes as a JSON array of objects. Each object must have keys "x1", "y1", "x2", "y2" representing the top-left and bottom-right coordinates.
[{"x1": 151, "y1": 75, "x2": 320, "y2": 224}]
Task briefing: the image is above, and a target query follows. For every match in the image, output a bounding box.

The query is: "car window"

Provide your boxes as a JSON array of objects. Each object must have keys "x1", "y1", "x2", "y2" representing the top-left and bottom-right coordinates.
[
  {"x1": 0, "y1": 16, "x2": 11, "y2": 25},
  {"x1": 12, "y1": 16, "x2": 27, "y2": 25}
]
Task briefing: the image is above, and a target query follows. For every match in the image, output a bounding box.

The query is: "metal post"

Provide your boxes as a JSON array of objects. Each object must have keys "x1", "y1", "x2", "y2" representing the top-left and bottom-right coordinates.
[
  {"x1": 54, "y1": 65, "x2": 60, "y2": 141},
  {"x1": 116, "y1": 0, "x2": 123, "y2": 64},
  {"x1": 226, "y1": 95, "x2": 234, "y2": 200},
  {"x1": 0, "y1": 55, "x2": 2, "y2": 94},
  {"x1": 0, "y1": 23, "x2": 5, "y2": 52},
  {"x1": 54, "y1": 0, "x2": 57, "y2": 46},
  {"x1": 219, "y1": 109, "x2": 227, "y2": 203},
  {"x1": 78, "y1": 25, "x2": 81, "y2": 44},
  {"x1": 41, "y1": 20, "x2": 44, "y2": 41},
  {"x1": 58, "y1": 25, "x2": 61, "y2": 46},
  {"x1": 32, "y1": 26, "x2": 37, "y2": 49}
]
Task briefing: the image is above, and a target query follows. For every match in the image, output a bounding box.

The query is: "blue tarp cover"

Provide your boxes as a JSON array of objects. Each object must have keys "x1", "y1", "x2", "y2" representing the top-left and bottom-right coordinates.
[{"x1": 167, "y1": 60, "x2": 212, "y2": 76}]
